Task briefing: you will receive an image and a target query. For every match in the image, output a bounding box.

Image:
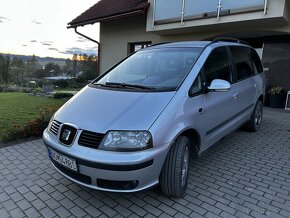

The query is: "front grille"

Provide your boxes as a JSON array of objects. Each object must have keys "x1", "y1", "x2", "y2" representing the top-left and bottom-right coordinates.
[
  {"x1": 50, "y1": 120, "x2": 61, "y2": 135},
  {"x1": 78, "y1": 130, "x2": 105, "y2": 149}
]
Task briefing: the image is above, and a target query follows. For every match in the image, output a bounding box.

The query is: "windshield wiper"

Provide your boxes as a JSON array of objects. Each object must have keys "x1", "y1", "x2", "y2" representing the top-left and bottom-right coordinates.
[{"x1": 96, "y1": 82, "x2": 155, "y2": 90}]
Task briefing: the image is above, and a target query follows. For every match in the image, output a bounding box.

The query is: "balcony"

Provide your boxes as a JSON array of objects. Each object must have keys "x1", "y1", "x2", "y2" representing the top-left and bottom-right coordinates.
[{"x1": 146, "y1": 0, "x2": 288, "y2": 34}]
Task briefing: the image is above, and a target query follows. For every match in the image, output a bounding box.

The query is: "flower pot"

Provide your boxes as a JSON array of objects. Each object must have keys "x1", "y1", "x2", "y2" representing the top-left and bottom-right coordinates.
[{"x1": 269, "y1": 94, "x2": 284, "y2": 108}]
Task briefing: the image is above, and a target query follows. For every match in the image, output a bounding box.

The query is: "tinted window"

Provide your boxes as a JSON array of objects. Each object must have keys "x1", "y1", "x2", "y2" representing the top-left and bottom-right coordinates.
[
  {"x1": 230, "y1": 46, "x2": 255, "y2": 80},
  {"x1": 203, "y1": 47, "x2": 232, "y2": 86},
  {"x1": 251, "y1": 49, "x2": 263, "y2": 73}
]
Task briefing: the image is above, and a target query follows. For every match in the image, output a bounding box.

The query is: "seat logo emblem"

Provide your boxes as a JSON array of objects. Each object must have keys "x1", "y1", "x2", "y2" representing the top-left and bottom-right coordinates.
[{"x1": 61, "y1": 129, "x2": 71, "y2": 141}]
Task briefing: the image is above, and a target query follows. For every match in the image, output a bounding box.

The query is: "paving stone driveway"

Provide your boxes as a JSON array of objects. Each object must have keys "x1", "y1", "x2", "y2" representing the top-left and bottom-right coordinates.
[{"x1": 0, "y1": 109, "x2": 290, "y2": 218}]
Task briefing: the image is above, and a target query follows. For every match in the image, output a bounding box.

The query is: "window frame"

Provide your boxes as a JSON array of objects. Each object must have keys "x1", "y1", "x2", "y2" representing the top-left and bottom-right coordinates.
[{"x1": 128, "y1": 41, "x2": 152, "y2": 55}]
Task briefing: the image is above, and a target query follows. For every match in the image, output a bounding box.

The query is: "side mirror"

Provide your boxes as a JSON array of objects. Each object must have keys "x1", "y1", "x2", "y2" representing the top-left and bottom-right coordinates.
[{"x1": 208, "y1": 79, "x2": 231, "y2": 92}]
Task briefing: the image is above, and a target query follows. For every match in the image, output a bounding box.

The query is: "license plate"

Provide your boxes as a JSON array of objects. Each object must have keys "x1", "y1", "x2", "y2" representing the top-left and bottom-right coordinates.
[{"x1": 48, "y1": 148, "x2": 78, "y2": 172}]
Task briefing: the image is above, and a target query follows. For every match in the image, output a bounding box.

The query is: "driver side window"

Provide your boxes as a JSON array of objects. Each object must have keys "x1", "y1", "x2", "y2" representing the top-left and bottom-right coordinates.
[{"x1": 203, "y1": 47, "x2": 232, "y2": 86}]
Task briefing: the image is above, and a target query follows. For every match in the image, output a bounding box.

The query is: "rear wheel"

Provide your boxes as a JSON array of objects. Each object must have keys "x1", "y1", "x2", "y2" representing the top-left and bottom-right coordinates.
[
  {"x1": 244, "y1": 101, "x2": 263, "y2": 132},
  {"x1": 159, "y1": 136, "x2": 190, "y2": 197}
]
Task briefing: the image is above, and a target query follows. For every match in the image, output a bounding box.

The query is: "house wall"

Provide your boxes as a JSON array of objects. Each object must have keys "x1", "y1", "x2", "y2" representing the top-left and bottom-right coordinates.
[
  {"x1": 99, "y1": 16, "x2": 160, "y2": 74},
  {"x1": 99, "y1": 12, "x2": 290, "y2": 74}
]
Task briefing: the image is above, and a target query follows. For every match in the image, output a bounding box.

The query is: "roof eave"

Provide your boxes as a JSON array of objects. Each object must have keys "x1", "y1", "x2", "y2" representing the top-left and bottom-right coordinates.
[{"x1": 67, "y1": 9, "x2": 147, "y2": 29}]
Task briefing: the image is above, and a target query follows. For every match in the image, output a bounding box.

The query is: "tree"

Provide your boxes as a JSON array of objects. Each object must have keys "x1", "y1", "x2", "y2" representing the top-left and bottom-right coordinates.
[
  {"x1": 79, "y1": 54, "x2": 97, "y2": 80},
  {"x1": 26, "y1": 54, "x2": 38, "y2": 79},
  {"x1": 10, "y1": 57, "x2": 26, "y2": 85},
  {"x1": 0, "y1": 55, "x2": 11, "y2": 90},
  {"x1": 0, "y1": 55, "x2": 4, "y2": 83},
  {"x1": 63, "y1": 58, "x2": 72, "y2": 75},
  {"x1": 43, "y1": 63, "x2": 61, "y2": 77},
  {"x1": 72, "y1": 53, "x2": 78, "y2": 78}
]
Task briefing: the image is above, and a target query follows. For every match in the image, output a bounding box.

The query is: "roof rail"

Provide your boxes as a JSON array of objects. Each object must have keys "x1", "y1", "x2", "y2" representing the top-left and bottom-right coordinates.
[{"x1": 211, "y1": 37, "x2": 250, "y2": 46}]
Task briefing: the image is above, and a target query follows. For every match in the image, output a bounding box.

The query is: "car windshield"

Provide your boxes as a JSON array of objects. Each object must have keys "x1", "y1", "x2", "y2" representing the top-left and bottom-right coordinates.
[{"x1": 95, "y1": 47, "x2": 202, "y2": 91}]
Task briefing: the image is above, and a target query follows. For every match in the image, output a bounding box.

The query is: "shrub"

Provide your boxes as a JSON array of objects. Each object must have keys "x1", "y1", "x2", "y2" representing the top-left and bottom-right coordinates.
[
  {"x1": 52, "y1": 79, "x2": 69, "y2": 88},
  {"x1": 53, "y1": 92, "x2": 74, "y2": 99},
  {"x1": 0, "y1": 105, "x2": 60, "y2": 143},
  {"x1": 32, "y1": 87, "x2": 43, "y2": 94},
  {"x1": 268, "y1": 87, "x2": 284, "y2": 96}
]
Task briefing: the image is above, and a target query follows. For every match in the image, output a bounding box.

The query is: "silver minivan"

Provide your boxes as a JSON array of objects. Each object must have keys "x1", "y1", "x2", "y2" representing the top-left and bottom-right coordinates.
[{"x1": 43, "y1": 39, "x2": 265, "y2": 197}]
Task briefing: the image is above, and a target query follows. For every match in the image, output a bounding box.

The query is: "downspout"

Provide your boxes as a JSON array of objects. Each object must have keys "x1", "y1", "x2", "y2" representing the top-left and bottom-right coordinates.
[{"x1": 74, "y1": 27, "x2": 100, "y2": 76}]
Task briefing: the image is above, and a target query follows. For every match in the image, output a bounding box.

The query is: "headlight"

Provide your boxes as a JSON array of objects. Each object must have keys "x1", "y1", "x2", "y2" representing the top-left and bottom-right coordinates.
[{"x1": 99, "y1": 131, "x2": 152, "y2": 151}]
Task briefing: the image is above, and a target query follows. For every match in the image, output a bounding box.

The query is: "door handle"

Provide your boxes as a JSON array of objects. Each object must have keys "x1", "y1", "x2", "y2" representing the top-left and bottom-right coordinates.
[{"x1": 233, "y1": 93, "x2": 239, "y2": 99}]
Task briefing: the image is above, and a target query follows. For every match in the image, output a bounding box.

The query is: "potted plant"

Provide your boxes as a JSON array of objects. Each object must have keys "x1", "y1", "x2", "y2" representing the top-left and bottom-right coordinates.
[{"x1": 268, "y1": 87, "x2": 284, "y2": 108}]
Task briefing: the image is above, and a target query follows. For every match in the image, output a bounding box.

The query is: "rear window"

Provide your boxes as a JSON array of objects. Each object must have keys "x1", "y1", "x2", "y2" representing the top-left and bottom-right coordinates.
[
  {"x1": 230, "y1": 46, "x2": 255, "y2": 81},
  {"x1": 251, "y1": 49, "x2": 263, "y2": 74}
]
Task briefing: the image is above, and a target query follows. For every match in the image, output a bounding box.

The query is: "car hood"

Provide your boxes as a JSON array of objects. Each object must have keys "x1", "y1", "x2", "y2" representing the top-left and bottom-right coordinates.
[{"x1": 55, "y1": 86, "x2": 176, "y2": 133}]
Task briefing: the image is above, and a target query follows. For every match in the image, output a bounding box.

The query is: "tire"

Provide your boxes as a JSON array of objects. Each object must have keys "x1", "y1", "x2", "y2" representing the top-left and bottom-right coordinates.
[
  {"x1": 244, "y1": 101, "x2": 263, "y2": 132},
  {"x1": 159, "y1": 136, "x2": 190, "y2": 197}
]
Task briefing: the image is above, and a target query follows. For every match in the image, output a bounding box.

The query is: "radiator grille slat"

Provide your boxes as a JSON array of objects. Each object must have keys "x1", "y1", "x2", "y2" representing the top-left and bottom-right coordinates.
[
  {"x1": 78, "y1": 130, "x2": 104, "y2": 149},
  {"x1": 49, "y1": 120, "x2": 61, "y2": 136}
]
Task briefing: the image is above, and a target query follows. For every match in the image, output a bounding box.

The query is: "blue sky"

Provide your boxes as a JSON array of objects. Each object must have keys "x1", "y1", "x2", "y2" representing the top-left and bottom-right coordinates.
[{"x1": 0, "y1": 0, "x2": 100, "y2": 58}]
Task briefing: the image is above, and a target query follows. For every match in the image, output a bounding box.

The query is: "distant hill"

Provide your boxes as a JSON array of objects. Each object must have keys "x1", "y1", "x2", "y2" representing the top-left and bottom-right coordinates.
[{"x1": 0, "y1": 53, "x2": 67, "y2": 67}]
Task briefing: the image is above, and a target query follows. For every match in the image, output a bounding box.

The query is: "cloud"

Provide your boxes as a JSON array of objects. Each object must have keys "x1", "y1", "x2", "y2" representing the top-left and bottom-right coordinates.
[
  {"x1": 85, "y1": 46, "x2": 98, "y2": 50},
  {"x1": 42, "y1": 43, "x2": 51, "y2": 46},
  {"x1": 76, "y1": 37, "x2": 87, "y2": 43},
  {"x1": 48, "y1": 47, "x2": 59, "y2": 52},
  {"x1": 30, "y1": 40, "x2": 37, "y2": 43},
  {"x1": 60, "y1": 47, "x2": 97, "y2": 56},
  {"x1": 31, "y1": 19, "x2": 42, "y2": 25},
  {"x1": 76, "y1": 39, "x2": 87, "y2": 43},
  {"x1": 0, "y1": 16, "x2": 10, "y2": 23},
  {"x1": 66, "y1": 47, "x2": 82, "y2": 51},
  {"x1": 59, "y1": 50, "x2": 78, "y2": 55},
  {"x1": 0, "y1": 16, "x2": 10, "y2": 20},
  {"x1": 41, "y1": 41, "x2": 52, "y2": 46}
]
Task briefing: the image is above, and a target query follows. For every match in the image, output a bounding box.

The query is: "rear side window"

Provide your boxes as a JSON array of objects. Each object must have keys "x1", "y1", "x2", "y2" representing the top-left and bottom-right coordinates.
[
  {"x1": 251, "y1": 49, "x2": 263, "y2": 74},
  {"x1": 230, "y1": 46, "x2": 255, "y2": 81},
  {"x1": 203, "y1": 47, "x2": 232, "y2": 86}
]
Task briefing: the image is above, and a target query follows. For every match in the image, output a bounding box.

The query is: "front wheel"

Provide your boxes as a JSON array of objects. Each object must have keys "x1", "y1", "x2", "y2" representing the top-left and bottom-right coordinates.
[
  {"x1": 244, "y1": 101, "x2": 263, "y2": 132},
  {"x1": 159, "y1": 136, "x2": 190, "y2": 197}
]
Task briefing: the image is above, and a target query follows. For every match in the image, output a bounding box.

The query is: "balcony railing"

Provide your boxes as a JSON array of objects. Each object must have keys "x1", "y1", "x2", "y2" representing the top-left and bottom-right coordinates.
[{"x1": 153, "y1": 0, "x2": 268, "y2": 26}]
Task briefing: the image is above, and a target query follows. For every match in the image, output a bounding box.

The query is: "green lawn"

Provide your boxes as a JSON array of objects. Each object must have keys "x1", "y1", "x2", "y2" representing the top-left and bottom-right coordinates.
[{"x1": 0, "y1": 93, "x2": 66, "y2": 133}]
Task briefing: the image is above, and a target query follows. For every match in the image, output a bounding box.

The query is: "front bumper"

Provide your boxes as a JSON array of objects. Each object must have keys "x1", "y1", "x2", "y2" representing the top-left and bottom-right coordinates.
[{"x1": 43, "y1": 128, "x2": 170, "y2": 192}]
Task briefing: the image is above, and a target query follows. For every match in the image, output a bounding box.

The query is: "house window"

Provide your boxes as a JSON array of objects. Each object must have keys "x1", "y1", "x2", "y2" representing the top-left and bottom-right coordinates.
[{"x1": 128, "y1": 42, "x2": 152, "y2": 54}]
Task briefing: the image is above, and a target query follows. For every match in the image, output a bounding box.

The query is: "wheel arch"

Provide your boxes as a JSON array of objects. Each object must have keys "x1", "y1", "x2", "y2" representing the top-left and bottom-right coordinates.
[
  {"x1": 258, "y1": 94, "x2": 264, "y2": 103},
  {"x1": 178, "y1": 128, "x2": 201, "y2": 158}
]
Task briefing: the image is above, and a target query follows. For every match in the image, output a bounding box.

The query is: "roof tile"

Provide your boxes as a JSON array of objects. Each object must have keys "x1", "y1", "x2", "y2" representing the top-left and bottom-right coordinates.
[{"x1": 68, "y1": 0, "x2": 149, "y2": 27}]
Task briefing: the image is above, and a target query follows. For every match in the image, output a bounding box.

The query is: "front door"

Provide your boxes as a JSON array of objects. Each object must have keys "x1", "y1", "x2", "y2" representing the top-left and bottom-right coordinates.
[{"x1": 201, "y1": 47, "x2": 240, "y2": 150}]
